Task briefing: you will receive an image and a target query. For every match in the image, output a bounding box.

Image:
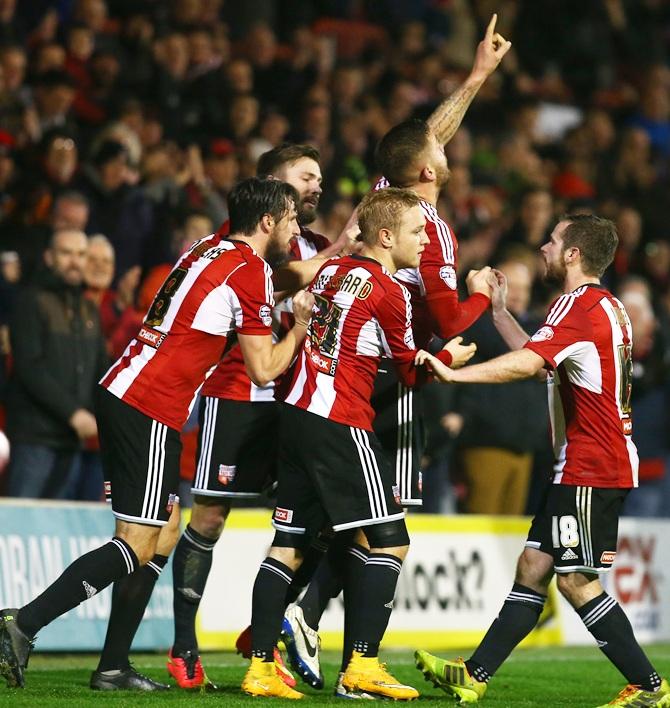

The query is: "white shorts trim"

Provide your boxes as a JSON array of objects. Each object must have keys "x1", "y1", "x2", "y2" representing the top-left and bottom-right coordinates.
[{"x1": 333, "y1": 511, "x2": 406, "y2": 532}]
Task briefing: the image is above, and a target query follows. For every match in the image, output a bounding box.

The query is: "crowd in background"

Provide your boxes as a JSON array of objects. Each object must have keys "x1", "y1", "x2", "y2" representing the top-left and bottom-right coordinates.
[{"x1": 0, "y1": 0, "x2": 668, "y2": 517}]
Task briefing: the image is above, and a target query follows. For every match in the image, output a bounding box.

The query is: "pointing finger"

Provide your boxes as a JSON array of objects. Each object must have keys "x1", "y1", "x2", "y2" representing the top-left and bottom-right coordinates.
[{"x1": 485, "y1": 13, "x2": 497, "y2": 40}]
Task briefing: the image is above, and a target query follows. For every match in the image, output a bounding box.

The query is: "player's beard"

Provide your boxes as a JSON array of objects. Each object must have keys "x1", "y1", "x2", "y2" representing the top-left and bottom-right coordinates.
[
  {"x1": 543, "y1": 255, "x2": 567, "y2": 286},
  {"x1": 434, "y1": 162, "x2": 450, "y2": 190},
  {"x1": 265, "y1": 235, "x2": 289, "y2": 268},
  {"x1": 298, "y1": 194, "x2": 319, "y2": 224}
]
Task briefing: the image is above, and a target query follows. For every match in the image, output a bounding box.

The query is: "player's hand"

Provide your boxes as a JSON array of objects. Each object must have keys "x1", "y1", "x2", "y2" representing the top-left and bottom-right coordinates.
[
  {"x1": 292, "y1": 290, "x2": 315, "y2": 327},
  {"x1": 466, "y1": 266, "x2": 493, "y2": 297},
  {"x1": 443, "y1": 336, "x2": 477, "y2": 368},
  {"x1": 489, "y1": 268, "x2": 508, "y2": 313},
  {"x1": 470, "y1": 14, "x2": 512, "y2": 84},
  {"x1": 69, "y1": 408, "x2": 98, "y2": 440},
  {"x1": 415, "y1": 350, "x2": 455, "y2": 383}
]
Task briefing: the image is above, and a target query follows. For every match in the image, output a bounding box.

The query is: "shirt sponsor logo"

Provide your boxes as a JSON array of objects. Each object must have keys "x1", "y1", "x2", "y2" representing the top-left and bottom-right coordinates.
[
  {"x1": 137, "y1": 325, "x2": 167, "y2": 349},
  {"x1": 259, "y1": 304, "x2": 272, "y2": 327},
  {"x1": 439, "y1": 265, "x2": 457, "y2": 289},
  {"x1": 218, "y1": 464, "x2": 236, "y2": 485},
  {"x1": 530, "y1": 325, "x2": 554, "y2": 342},
  {"x1": 600, "y1": 550, "x2": 616, "y2": 564},
  {"x1": 274, "y1": 507, "x2": 293, "y2": 523}
]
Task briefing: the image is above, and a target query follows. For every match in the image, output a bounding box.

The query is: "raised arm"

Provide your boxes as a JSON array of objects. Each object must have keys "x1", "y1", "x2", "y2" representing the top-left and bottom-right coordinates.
[
  {"x1": 427, "y1": 14, "x2": 511, "y2": 146},
  {"x1": 489, "y1": 269, "x2": 532, "y2": 351}
]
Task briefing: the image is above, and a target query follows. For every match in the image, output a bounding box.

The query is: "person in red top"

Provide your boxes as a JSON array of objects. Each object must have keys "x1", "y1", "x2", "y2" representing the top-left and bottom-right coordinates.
[
  {"x1": 0, "y1": 177, "x2": 315, "y2": 691},
  {"x1": 241, "y1": 188, "x2": 474, "y2": 701},
  {"x1": 166, "y1": 143, "x2": 342, "y2": 690},
  {"x1": 415, "y1": 215, "x2": 670, "y2": 708}
]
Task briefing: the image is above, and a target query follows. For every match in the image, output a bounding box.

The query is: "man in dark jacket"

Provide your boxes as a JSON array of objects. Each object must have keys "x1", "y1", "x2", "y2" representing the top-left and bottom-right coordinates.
[{"x1": 6, "y1": 228, "x2": 108, "y2": 498}]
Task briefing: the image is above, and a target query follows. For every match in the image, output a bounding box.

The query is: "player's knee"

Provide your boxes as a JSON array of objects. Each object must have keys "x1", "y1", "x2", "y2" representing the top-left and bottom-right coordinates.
[
  {"x1": 363, "y1": 519, "x2": 410, "y2": 550},
  {"x1": 191, "y1": 497, "x2": 230, "y2": 539},
  {"x1": 272, "y1": 530, "x2": 311, "y2": 553}
]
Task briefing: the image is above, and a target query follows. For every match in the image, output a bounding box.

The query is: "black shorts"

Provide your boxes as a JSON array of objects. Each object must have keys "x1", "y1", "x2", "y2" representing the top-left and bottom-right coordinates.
[
  {"x1": 273, "y1": 405, "x2": 405, "y2": 535},
  {"x1": 97, "y1": 386, "x2": 182, "y2": 527},
  {"x1": 372, "y1": 362, "x2": 424, "y2": 506},
  {"x1": 526, "y1": 483, "x2": 629, "y2": 574},
  {"x1": 190, "y1": 397, "x2": 279, "y2": 498}
]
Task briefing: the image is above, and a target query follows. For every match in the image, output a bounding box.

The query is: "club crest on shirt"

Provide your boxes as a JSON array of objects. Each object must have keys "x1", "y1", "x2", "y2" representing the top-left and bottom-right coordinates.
[
  {"x1": 439, "y1": 265, "x2": 457, "y2": 289},
  {"x1": 259, "y1": 305, "x2": 272, "y2": 326},
  {"x1": 218, "y1": 464, "x2": 236, "y2": 485},
  {"x1": 530, "y1": 325, "x2": 554, "y2": 342}
]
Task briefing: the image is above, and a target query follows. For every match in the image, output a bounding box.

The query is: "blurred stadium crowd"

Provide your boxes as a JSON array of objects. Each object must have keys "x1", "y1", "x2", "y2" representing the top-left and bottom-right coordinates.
[{"x1": 0, "y1": 0, "x2": 668, "y2": 516}]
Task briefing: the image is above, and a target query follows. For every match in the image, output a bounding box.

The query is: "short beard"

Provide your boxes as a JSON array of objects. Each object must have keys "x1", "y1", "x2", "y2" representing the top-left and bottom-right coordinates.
[
  {"x1": 265, "y1": 240, "x2": 289, "y2": 268},
  {"x1": 298, "y1": 203, "x2": 317, "y2": 225},
  {"x1": 542, "y1": 262, "x2": 566, "y2": 286}
]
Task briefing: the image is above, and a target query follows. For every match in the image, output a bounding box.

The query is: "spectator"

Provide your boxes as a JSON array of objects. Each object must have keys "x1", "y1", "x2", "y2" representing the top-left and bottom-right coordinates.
[
  {"x1": 457, "y1": 259, "x2": 549, "y2": 515},
  {"x1": 76, "y1": 139, "x2": 156, "y2": 278},
  {"x1": 5, "y1": 228, "x2": 107, "y2": 499}
]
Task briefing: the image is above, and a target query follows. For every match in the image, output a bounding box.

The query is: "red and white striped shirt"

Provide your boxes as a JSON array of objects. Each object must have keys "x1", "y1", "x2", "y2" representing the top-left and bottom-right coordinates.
[
  {"x1": 201, "y1": 226, "x2": 331, "y2": 402},
  {"x1": 101, "y1": 237, "x2": 274, "y2": 430},
  {"x1": 524, "y1": 284, "x2": 639, "y2": 488},
  {"x1": 285, "y1": 255, "x2": 427, "y2": 430},
  {"x1": 375, "y1": 177, "x2": 489, "y2": 348}
]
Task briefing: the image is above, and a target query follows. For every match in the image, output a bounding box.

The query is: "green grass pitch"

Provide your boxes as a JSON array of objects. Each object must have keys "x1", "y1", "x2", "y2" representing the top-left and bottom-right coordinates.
[{"x1": 2, "y1": 645, "x2": 669, "y2": 707}]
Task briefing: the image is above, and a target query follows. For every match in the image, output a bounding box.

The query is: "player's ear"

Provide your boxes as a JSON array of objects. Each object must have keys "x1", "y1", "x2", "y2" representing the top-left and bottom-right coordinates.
[
  {"x1": 260, "y1": 213, "x2": 274, "y2": 233},
  {"x1": 419, "y1": 164, "x2": 436, "y2": 184},
  {"x1": 379, "y1": 227, "x2": 393, "y2": 247}
]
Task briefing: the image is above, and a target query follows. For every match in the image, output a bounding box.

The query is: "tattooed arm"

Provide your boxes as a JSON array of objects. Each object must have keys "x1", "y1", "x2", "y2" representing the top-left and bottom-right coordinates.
[{"x1": 427, "y1": 14, "x2": 512, "y2": 146}]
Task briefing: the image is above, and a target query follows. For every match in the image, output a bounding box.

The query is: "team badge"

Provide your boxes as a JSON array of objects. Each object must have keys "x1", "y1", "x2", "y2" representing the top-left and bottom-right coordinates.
[
  {"x1": 439, "y1": 265, "x2": 457, "y2": 289},
  {"x1": 259, "y1": 304, "x2": 272, "y2": 326},
  {"x1": 600, "y1": 551, "x2": 616, "y2": 564},
  {"x1": 218, "y1": 464, "x2": 236, "y2": 485},
  {"x1": 166, "y1": 493, "x2": 179, "y2": 513},
  {"x1": 418, "y1": 471, "x2": 423, "y2": 494},
  {"x1": 104, "y1": 480, "x2": 112, "y2": 502},
  {"x1": 530, "y1": 325, "x2": 554, "y2": 342},
  {"x1": 392, "y1": 485, "x2": 401, "y2": 505}
]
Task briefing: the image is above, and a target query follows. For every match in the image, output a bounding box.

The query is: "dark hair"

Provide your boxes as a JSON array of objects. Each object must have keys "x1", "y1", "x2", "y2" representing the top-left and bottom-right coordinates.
[
  {"x1": 375, "y1": 119, "x2": 431, "y2": 187},
  {"x1": 560, "y1": 213, "x2": 618, "y2": 277},
  {"x1": 256, "y1": 143, "x2": 320, "y2": 178},
  {"x1": 357, "y1": 187, "x2": 422, "y2": 246},
  {"x1": 228, "y1": 177, "x2": 299, "y2": 236}
]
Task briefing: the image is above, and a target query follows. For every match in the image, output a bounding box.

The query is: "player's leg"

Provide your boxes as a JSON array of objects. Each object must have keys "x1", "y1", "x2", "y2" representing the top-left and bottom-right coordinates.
[
  {"x1": 170, "y1": 397, "x2": 277, "y2": 688},
  {"x1": 243, "y1": 408, "x2": 325, "y2": 699},
  {"x1": 91, "y1": 503, "x2": 180, "y2": 691},
  {"x1": 555, "y1": 487, "x2": 668, "y2": 705},
  {"x1": 0, "y1": 389, "x2": 178, "y2": 688},
  {"x1": 416, "y1": 481, "x2": 559, "y2": 701}
]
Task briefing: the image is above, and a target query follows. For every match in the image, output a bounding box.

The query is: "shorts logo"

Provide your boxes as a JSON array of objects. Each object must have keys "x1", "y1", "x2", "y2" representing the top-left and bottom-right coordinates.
[
  {"x1": 530, "y1": 326, "x2": 554, "y2": 342},
  {"x1": 274, "y1": 507, "x2": 293, "y2": 523},
  {"x1": 166, "y1": 493, "x2": 179, "y2": 513},
  {"x1": 439, "y1": 265, "x2": 457, "y2": 289},
  {"x1": 403, "y1": 329, "x2": 415, "y2": 349},
  {"x1": 218, "y1": 464, "x2": 236, "y2": 485},
  {"x1": 561, "y1": 548, "x2": 579, "y2": 561},
  {"x1": 600, "y1": 550, "x2": 616, "y2": 564},
  {"x1": 418, "y1": 471, "x2": 423, "y2": 493},
  {"x1": 259, "y1": 304, "x2": 272, "y2": 327},
  {"x1": 392, "y1": 485, "x2": 401, "y2": 505},
  {"x1": 104, "y1": 480, "x2": 112, "y2": 500}
]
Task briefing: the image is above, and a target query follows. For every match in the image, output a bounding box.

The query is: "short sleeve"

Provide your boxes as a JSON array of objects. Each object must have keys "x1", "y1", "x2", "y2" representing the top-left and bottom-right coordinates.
[{"x1": 524, "y1": 295, "x2": 591, "y2": 369}]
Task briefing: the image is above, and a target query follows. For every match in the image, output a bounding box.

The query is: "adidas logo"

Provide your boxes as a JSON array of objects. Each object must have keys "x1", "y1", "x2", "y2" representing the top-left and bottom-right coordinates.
[
  {"x1": 596, "y1": 639, "x2": 608, "y2": 648},
  {"x1": 384, "y1": 600, "x2": 394, "y2": 609},
  {"x1": 83, "y1": 580, "x2": 98, "y2": 598},
  {"x1": 178, "y1": 587, "x2": 202, "y2": 601},
  {"x1": 561, "y1": 548, "x2": 579, "y2": 561}
]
